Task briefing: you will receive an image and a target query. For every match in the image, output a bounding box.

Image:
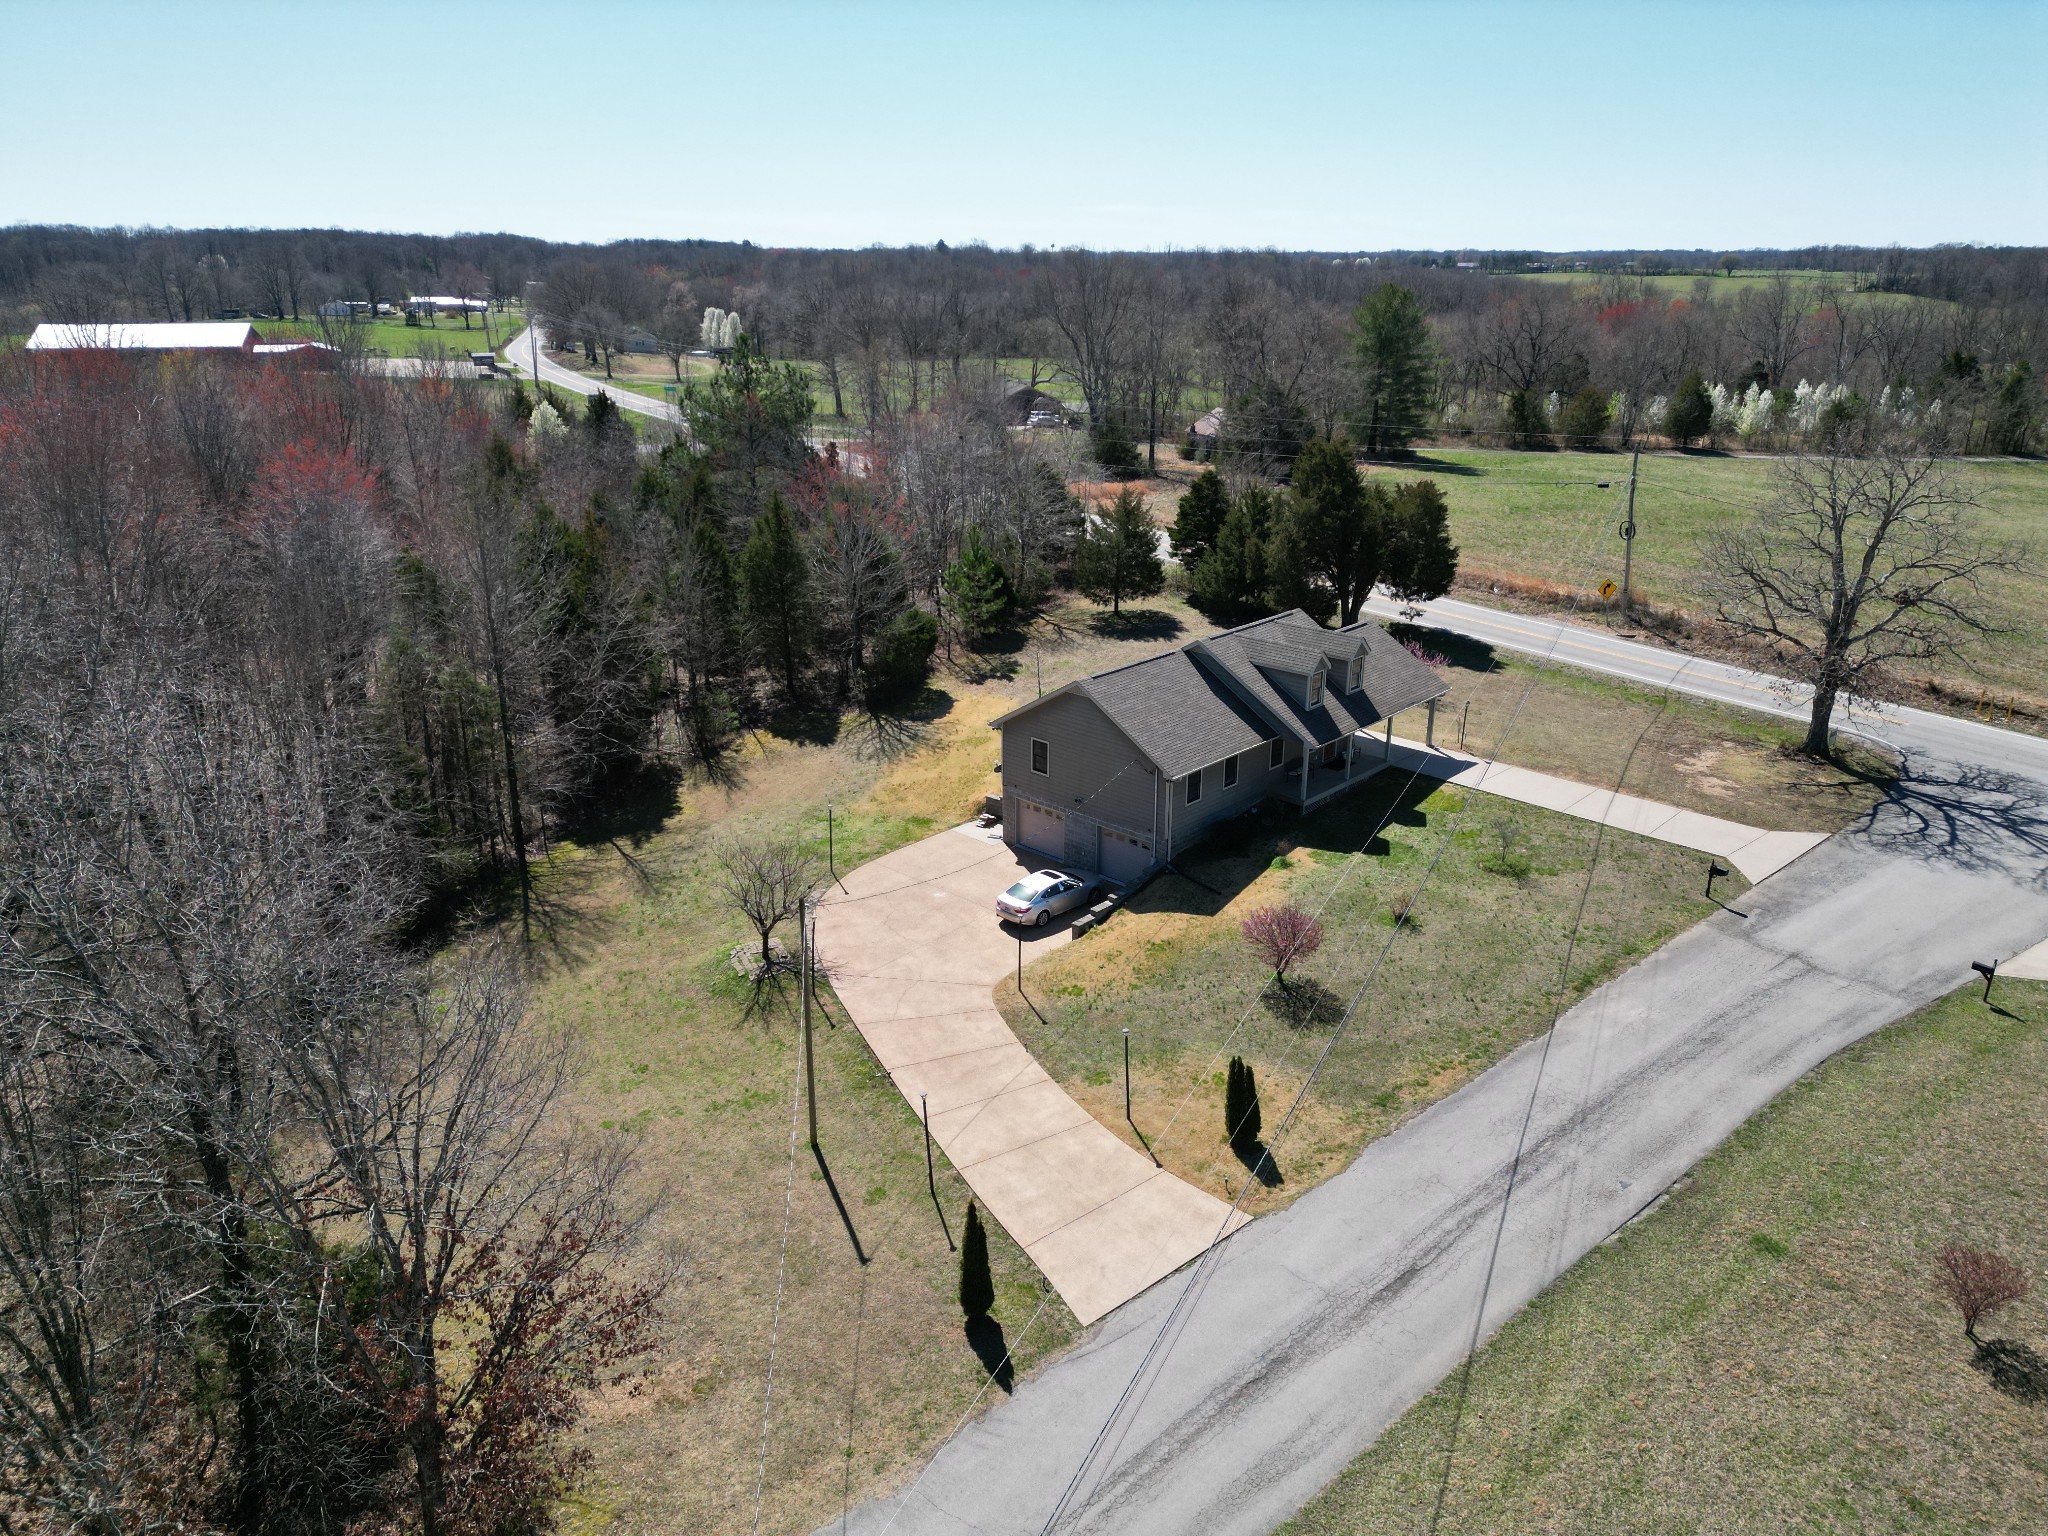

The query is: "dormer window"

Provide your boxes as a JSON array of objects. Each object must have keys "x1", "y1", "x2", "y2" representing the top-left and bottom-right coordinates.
[
  {"x1": 1347, "y1": 658, "x2": 1362, "y2": 692},
  {"x1": 1308, "y1": 670, "x2": 1325, "y2": 706}
]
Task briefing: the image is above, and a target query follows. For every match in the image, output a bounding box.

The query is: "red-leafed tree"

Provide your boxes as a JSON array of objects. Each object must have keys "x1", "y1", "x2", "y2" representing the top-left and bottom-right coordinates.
[
  {"x1": 1241, "y1": 904, "x2": 1325, "y2": 989},
  {"x1": 1934, "y1": 1244, "x2": 2030, "y2": 1343}
]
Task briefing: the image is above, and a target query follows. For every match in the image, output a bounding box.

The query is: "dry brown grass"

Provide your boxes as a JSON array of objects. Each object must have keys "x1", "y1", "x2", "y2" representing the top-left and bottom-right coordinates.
[{"x1": 1285, "y1": 980, "x2": 2048, "y2": 1535}]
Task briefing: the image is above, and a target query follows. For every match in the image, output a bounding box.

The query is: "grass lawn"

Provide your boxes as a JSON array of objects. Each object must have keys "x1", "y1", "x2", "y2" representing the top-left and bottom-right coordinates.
[
  {"x1": 534, "y1": 593, "x2": 1237, "y2": 1535},
  {"x1": 1282, "y1": 978, "x2": 2048, "y2": 1536},
  {"x1": 1356, "y1": 446, "x2": 2048, "y2": 709},
  {"x1": 997, "y1": 771, "x2": 1736, "y2": 1220},
  {"x1": 257, "y1": 310, "x2": 525, "y2": 357},
  {"x1": 1396, "y1": 626, "x2": 1896, "y2": 831}
]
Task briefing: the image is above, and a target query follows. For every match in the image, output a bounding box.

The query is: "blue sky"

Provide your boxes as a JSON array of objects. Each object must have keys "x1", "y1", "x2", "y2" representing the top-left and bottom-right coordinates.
[{"x1": 5, "y1": 0, "x2": 2043, "y2": 250}]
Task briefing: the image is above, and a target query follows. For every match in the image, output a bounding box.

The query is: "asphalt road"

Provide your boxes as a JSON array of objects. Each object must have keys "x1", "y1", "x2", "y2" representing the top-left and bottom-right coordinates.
[
  {"x1": 501, "y1": 323, "x2": 685, "y2": 426},
  {"x1": 833, "y1": 601, "x2": 2048, "y2": 1536},
  {"x1": 1359, "y1": 590, "x2": 2048, "y2": 781}
]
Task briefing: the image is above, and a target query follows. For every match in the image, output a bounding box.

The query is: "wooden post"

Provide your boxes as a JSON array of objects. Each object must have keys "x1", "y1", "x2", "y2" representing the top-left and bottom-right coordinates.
[{"x1": 802, "y1": 897, "x2": 818, "y2": 1150}]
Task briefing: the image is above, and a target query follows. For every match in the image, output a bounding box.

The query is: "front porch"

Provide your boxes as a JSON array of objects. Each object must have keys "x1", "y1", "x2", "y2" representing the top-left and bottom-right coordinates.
[{"x1": 1280, "y1": 702, "x2": 1441, "y2": 810}]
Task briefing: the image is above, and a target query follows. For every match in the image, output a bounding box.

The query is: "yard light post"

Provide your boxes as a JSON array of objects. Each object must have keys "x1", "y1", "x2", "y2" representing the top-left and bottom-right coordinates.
[
  {"x1": 1972, "y1": 959, "x2": 1998, "y2": 1004},
  {"x1": 1122, "y1": 1029, "x2": 1131, "y2": 1122},
  {"x1": 922, "y1": 1092, "x2": 953, "y2": 1250}
]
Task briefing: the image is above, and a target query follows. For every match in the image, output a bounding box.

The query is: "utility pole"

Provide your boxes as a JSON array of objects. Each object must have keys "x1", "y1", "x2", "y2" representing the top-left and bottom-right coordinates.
[
  {"x1": 802, "y1": 897, "x2": 818, "y2": 1150},
  {"x1": 1619, "y1": 447, "x2": 1640, "y2": 627}
]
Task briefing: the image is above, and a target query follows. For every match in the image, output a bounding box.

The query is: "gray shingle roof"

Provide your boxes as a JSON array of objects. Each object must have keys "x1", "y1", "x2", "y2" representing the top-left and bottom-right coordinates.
[
  {"x1": 1192, "y1": 611, "x2": 1448, "y2": 747},
  {"x1": 1074, "y1": 649, "x2": 1272, "y2": 779},
  {"x1": 991, "y1": 608, "x2": 1448, "y2": 780}
]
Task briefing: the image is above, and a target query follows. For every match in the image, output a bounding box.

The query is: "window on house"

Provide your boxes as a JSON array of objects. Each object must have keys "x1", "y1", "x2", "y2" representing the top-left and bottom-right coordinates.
[
  {"x1": 1223, "y1": 754, "x2": 1239, "y2": 788},
  {"x1": 1269, "y1": 737, "x2": 1284, "y2": 769},
  {"x1": 1030, "y1": 738, "x2": 1049, "y2": 775},
  {"x1": 1349, "y1": 658, "x2": 1362, "y2": 691},
  {"x1": 1308, "y1": 670, "x2": 1325, "y2": 706},
  {"x1": 1186, "y1": 767, "x2": 1203, "y2": 804}
]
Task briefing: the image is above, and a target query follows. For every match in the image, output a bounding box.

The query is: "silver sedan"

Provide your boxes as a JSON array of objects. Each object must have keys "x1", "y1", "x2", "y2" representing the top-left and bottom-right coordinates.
[{"x1": 995, "y1": 870, "x2": 1095, "y2": 928}]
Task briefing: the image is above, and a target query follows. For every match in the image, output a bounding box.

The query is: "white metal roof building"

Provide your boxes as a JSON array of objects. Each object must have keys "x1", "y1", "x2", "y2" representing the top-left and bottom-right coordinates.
[{"x1": 25, "y1": 321, "x2": 259, "y2": 352}]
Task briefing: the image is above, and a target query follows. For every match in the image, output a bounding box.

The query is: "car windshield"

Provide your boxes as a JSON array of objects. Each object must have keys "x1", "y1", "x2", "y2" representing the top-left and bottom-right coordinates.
[{"x1": 1003, "y1": 881, "x2": 1041, "y2": 900}]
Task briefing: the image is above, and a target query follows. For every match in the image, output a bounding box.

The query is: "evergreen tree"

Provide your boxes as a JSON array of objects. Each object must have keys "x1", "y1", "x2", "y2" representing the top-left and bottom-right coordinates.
[
  {"x1": 1090, "y1": 415, "x2": 1142, "y2": 478},
  {"x1": 942, "y1": 526, "x2": 1015, "y2": 647},
  {"x1": 1188, "y1": 495, "x2": 1270, "y2": 623},
  {"x1": 1224, "y1": 1056, "x2": 1262, "y2": 1151},
  {"x1": 1664, "y1": 373, "x2": 1714, "y2": 448},
  {"x1": 1170, "y1": 468, "x2": 1231, "y2": 566},
  {"x1": 740, "y1": 493, "x2": 812, "y2": 696},
  {"x1": 1283, "y1": 438, "x2": 1380, "y2": 624},
  {"x1": 1557, "y1": 386, "x2": 1612, "y2": 450},
  {"x1": 959, "y1": 1201, "x2": 995, "y2": 1320},
  {"x1": 1382, "y1": 479, "x2": 1460, "y2": 604},
  {"x1": 1074, "y1": 488, "x2": 1165, "y2": 616},
  {"x1": 864, "y1": 607, "x2": 938, "y2": 706},
  {"x1": 1503, "y1": 388, "x2": 1552, "y2": 449},
  {"x1": 1350, "y1": 284, "x2": 1435, "y2": 455},
  {"x1": 1990, "y1": 361, "x2": 2038, "y2": 455}
]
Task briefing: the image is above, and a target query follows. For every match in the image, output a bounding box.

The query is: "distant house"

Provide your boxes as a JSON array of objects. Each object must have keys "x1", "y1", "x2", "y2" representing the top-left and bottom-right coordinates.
[
  {"x1": 621, "y1": 326, "x2": 662, "y2": 354},
  {"x1": 25, "y1": 321, "x2": 259, "y2": 354},
  {"x1": 991, "y1": 609, "x2": 1448, "y2": 883},
  {"x1": 1186, "y1": 406, "x2": 1225, "y2": 459},
  {"x1": 403, "y1": 294, "x2": 491, "y2": 318}
]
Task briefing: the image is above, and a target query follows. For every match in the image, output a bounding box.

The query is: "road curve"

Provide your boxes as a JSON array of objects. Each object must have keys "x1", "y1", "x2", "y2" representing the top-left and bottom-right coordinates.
[{"x1": 501, "y1": 323, "x2": 685, "y2": 426}]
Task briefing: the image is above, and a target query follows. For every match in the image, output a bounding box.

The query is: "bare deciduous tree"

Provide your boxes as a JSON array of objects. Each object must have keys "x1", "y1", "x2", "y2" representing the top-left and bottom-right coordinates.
[
  {"x1": 1702, "y1": 432, "x2": 2026, "y2": 755},
  {"x1": 715, "y1": 834, "x2": 822, "y2": 976}
]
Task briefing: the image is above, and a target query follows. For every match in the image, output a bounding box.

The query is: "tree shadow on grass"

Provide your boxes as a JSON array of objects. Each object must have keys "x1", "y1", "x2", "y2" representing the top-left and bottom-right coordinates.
[
  {"x1": 846, "y1": 685, "x2": 955, "y2": 761},
  {"x1": 1085, "y1": 607, "x2": 1183, "y2": 642},
  {"x1": 965, "y1": 1315, "x2": 1015, "y2": 1394},
  {"x1": 1387, "y1": 621, "x2": 1498, "y2": 674},
  {"x1": 1261, "y1": 978, "x2": 1345, "y2": 1030},
  {"x1": 761, "y1": 701, "x2": 844, "y2": 748},
  {"x1": 1973, "y1": 1339, "x2": 2048, "y2": 1403},
  {"x1": 1233, "y1": 1139, "x2": 1283, "y2": 1188}
]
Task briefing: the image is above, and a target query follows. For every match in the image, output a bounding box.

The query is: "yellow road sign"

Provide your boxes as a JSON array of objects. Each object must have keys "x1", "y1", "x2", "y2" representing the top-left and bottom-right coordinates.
[{"x1": 1598, "y1": 579, "x2": 1617, "y2": 599}]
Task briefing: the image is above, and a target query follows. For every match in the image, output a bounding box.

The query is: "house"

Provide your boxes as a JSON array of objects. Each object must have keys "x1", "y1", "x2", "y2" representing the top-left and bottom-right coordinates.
[
  {"x1": 1186, "y1": 405, "x2": 1225, "y2": 459},
  {"x1": 24, "y1": 321, "x2": 260, "y2": 354},
  {"x1": 991, "y1": 609, "x2": 1450, "y2": 883}
]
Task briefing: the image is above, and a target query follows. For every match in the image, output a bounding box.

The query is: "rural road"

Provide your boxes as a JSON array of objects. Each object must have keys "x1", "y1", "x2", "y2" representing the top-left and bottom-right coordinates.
[
  {"x1": 501, "y1": 323, "x2": 685, "y2": 426},
  {"x1": 1359, "y1": 589, "x2": 2048, "y2": 779},
  {"x1": 835, "y1": 603, "x2": 2048, "y2": 1536}
]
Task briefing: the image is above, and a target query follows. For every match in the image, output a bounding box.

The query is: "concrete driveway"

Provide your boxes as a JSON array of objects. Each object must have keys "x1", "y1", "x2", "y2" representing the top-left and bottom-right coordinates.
[
  {"x1": 835, "y1": 747, "x2": 2048, "y2": 1535},
  {"x1": 813, "y1": 825, "x2": 1245, "y2": 1326}
]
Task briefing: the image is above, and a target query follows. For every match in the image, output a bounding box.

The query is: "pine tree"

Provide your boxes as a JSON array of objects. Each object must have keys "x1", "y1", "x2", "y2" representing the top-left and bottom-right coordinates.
[
  {"x1": 942, "y1": 527, "x2": 1014, "y2": 647},
  {"x1": 1351, "y1": 284, "x2": 1435, "y2": 455},
  {"x1": 1224, "y1": 1055, "x2": 1262, "y2": 1151},
  {"x1": 1383, "y1": 479, "x2": 1459, "y2": 604},
  {"x1": 1664, "y1": 373, "x2": 1714, "y2": 448},
  {"x1": 1188, "y1": 496, "x2": 1269, "y2": 623},
  {"x1": 959, "y1": 1201, "x2": 995, "y2": 1320},
  {"x1": 1170, "y1": 468, "x2": 1231, "y2": 566},
  {"x1": 739, "y1": 493, "x2": 812, "y2": 696},
  {"x1": 1074, "y1": 488, "x2": 1165, "y2": 617}
]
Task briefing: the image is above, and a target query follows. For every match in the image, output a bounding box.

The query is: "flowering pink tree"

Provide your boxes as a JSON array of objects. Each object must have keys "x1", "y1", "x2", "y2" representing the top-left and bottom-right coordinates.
[{"x1": 1240, "y1": 904, "x2": 1324, "y2": 989}]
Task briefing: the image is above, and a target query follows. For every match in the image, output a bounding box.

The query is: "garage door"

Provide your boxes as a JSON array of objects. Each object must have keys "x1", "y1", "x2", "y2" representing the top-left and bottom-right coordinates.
[
  {"x1": 1018, "y1": 799, "x2": 1066, "y2": 860},
  {"x1": 1098, "y1": 827, "x2": 1154, "y2": 885}
]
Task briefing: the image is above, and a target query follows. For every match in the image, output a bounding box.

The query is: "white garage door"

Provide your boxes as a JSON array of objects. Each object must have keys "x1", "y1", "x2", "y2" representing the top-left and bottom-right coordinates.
[
  {"x1": 1098, "y1": 827, "x2": 1153, "y2": 885},
  {"x1": 1018, "y1": 800, "x2": 1066, "y2": 860}
]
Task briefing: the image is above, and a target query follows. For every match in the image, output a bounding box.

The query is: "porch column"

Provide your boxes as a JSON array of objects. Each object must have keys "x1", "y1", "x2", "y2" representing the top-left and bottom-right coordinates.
[
  {"x1": 1426, "y1": 697, "x2": 1438, "y2": 748},
  {"x1": 1299, "y1": 743, "x2": 1309, "y2": 811},
  {"x1": 1384, "y1": 715, "x2": 1393, "y2": 759}
]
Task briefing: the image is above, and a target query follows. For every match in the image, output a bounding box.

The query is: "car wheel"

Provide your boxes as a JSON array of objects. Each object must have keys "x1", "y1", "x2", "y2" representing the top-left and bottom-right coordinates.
[{"x1": 1035, "y1": 909, "x2": 1051, "y2": 928}]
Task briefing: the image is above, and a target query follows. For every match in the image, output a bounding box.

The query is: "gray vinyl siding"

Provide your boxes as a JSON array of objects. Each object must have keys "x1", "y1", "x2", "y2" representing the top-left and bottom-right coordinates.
[
  {"x1": 1168, "y1": 737, "x2": 1301, "y2": 848},
  {"x1": 1001, "y1": 693, "x2": 1160, "y2": 856}
]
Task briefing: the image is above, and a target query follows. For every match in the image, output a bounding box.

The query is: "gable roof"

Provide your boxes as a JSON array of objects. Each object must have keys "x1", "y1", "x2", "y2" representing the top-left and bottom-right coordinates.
[
  {"x1": 993, "y1": 608, "x2": 1449, "y2": 778},
  {"x1": 25, "y1": 321, "x2": 258, "y2": 352}
]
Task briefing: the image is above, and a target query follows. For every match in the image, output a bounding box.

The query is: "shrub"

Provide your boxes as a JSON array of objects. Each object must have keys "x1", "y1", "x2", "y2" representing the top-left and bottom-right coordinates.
[
  {"x1": 863, "y1": 607, "x2": 938, "y2": 705},
  {"x1": 1482, "y1": 812, "x2": 1532, "y2": 878},
  {"x1": 959, "y1": 1202, "x2": 994, "y2": 1320},
  {"x1": 1224, "y1": 1055, "x2": 1262, "y2": 1151},
  {"x1": 1935, "y1": 1243, "x2": 2030, "y2": 1342}
]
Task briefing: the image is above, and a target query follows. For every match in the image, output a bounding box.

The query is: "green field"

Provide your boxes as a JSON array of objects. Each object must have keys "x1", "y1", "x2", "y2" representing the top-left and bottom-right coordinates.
[
  {"x1": 1512, "y1": 268, "x2": 1939, "y2": 305},
  {"x1": 256, "y1": 307, "x2": 524, "y2": 358},
  {"x1": 1362, "y1": 447, "x2": 2048, "y2": 704},
  {"x1": 1284, "y1": 978, "x2": 2048, "y2": 1536}
]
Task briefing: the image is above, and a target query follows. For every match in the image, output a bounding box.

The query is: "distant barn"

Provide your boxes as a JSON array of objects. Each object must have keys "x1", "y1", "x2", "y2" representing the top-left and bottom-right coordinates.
[{"x1": 26, "y1": 321, "x2": 261, "y2": 354}]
